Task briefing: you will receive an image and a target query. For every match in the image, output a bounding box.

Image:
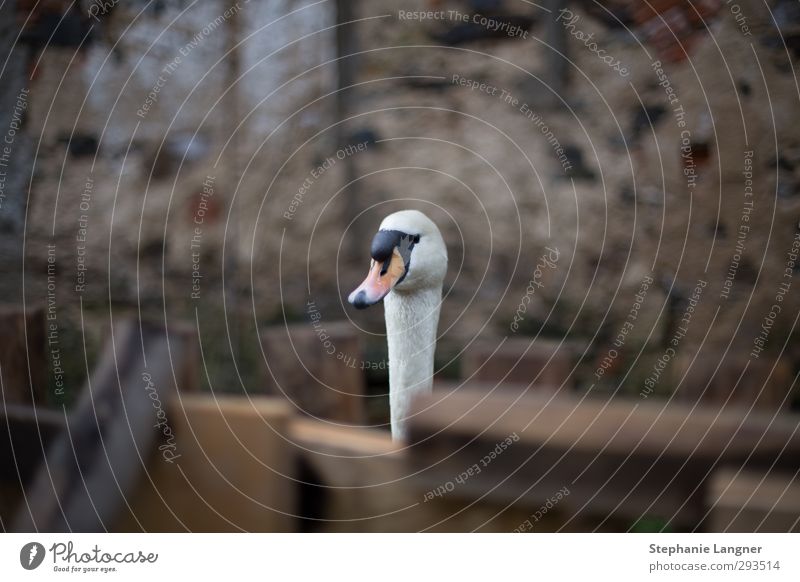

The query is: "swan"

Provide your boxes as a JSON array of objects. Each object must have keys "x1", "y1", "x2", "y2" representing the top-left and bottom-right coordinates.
[{"x1": 348, "y1": 210, "x2": 448, "y2": 440}]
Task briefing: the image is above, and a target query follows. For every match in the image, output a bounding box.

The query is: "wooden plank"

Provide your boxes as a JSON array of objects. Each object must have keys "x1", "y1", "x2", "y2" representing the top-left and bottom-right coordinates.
[
  {"x1": 288, "y1": 418, "x2": 541, "y2": 532},
  {"x1": 289, "y1": 418, "x2": 408, "y2": 531},
  {"x1": 433, "y1": 380, "x2": 559, "y2": 398},
  {"x1": 12, "y1": 319, "x2": 197, "y2": 532},
  {"x1": 291, "y1": 416, "x2": 398, "y2": 458},
  {"x1": 169, "y1": 321, "x2": 201, "y2": 393},
  {"x1": 261, "y1": 322, "x2": 365, "y2": 424},
  {"x1": 462, "y1": 338, "x2": 574, "y2": 390},
  {"x1": 708, "y1": 469, "x2": 800, "y2": 532},
  {"x1": 674, "y1": 350, "x2": 795, "y2": 412},
  {"x1": 409, "y1": 389, "x2": 800, "y2": 460},
  {"x1": 118, "y1": 395, "x2": 296, "y2": 532},
  {"x1": 0, "y1": 306, "x2": 47, "y2": 405},
  {"x1": 407, "y1": 388, "x2": 800, "y2": 529}
]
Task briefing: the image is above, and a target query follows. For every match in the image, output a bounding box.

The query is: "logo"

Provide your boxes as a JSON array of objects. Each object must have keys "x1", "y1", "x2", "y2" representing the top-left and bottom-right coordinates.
[{"x1": 20, "y1": 542, "x2": 46, "y2": 570}]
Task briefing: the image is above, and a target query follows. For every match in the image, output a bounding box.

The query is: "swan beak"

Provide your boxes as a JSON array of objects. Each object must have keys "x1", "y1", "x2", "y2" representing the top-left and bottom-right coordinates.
[{"x1": 348, "y1": 248, "x2": 406, "y2": 309}]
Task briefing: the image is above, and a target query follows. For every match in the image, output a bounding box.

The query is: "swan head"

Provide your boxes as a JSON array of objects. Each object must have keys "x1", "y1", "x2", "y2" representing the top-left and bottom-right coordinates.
[{"x1": 348, "y1": 210, "x2": 447, "y2": 309}]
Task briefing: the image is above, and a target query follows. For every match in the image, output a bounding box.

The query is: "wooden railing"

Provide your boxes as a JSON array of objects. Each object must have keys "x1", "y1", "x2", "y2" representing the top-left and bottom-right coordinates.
[{"x1": 2, "y1": 316, "x2": 798, "y2": 532}]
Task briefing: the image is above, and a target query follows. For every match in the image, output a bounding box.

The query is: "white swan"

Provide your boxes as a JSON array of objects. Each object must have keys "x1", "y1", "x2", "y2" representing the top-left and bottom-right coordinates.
[{"x1": 348, "y1": 210, "x2": 448, "y2": 440}]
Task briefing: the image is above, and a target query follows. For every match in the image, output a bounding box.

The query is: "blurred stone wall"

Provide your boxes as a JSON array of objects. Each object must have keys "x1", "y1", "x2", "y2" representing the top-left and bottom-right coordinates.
[
  {"x1": 0, "y1": 0, "x2": 32, "y2": 278},
  {"x1": 339, "y1": 0, "x2": 799, "y2": 399},
  {"x1": 14, "y1": 0, "x2": 800, "y2": 401},
  {"x1": 22, "y1": 0, "x2": 337, "y2": 311}
]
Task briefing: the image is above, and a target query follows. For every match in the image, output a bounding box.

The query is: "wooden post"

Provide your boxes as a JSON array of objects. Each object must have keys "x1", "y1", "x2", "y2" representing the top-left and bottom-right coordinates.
[
  {"x1": 0, "y1": 306, "x2": 47, "y2": 405},
  {"x1": 12, "y1": 318, "x2": 198, "y2": 532},
  {"x1": 289, "y1": 417, "x2": 538, "y2": 532},
  {"x1": 0, "y1": 404, "x2": 65, "y2": 526},
  {"x1": 261, "y1": 322, "x2": 365, "y2": 424},
  {"x1": 118, "y1": 395, "x2": 296, "y2": 532}
]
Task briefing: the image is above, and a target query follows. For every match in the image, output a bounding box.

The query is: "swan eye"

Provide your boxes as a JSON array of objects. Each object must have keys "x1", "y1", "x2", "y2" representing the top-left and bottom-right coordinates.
[{"x1": 397, "y1": 232, "x2": 418, "y2": 258}]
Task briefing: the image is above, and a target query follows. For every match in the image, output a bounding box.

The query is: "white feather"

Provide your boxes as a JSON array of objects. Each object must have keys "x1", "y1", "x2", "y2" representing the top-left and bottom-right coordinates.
[{"x1": 378, "y1": 210, "x2": 447, "y2": 440}]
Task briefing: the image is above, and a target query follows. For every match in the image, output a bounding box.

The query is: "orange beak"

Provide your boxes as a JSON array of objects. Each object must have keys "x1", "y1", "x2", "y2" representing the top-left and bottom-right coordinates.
[{"x1": 348, "y1": 248, "x2": 406, "y2": 309}]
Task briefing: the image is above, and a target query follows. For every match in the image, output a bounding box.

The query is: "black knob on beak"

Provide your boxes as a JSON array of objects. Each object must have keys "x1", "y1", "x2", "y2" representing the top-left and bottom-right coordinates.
[{"x1": 350, "y1": 290, "x2": 370, "y2": 309}]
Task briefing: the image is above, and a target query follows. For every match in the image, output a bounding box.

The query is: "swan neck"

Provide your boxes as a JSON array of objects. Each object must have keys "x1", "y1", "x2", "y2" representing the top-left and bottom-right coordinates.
[{"x1": 384, "y1": 287, "x2": 441, "y2": 440}]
